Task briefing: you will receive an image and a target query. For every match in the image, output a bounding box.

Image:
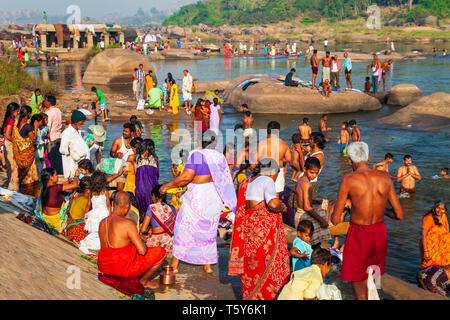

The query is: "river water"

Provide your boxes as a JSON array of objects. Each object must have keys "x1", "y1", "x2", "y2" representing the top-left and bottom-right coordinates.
[{"x1": 27, "y1": 44, "x2": 449, "y2": 285}]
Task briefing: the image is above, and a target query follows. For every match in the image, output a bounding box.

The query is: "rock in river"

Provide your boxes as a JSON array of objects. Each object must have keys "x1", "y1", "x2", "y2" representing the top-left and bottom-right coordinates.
[{"x1": 387, "y1": 84, "x2": 423, "y2": 107}]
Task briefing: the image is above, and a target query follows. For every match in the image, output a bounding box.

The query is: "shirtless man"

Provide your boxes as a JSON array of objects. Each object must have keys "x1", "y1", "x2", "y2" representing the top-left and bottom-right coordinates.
[
  {"x1": 296, "y1": 157, "x2": 329, "y2": 247},
  {"x1": 397, "y1": 155, "x2": 421, "y2": 195},
  {"x1": 255, "y1": 121, "x2": 292, "y2": 194},
  {"x1": 319, "y1": 114, "x2": 331, "y2": 141},
  {"x1": 235, "y1": 140, "x2": 250, "y2": 168},
  {"x1": 373, "y1": 153, "x2": 394, "y2": 176},
  {"x1": 310, "y1": 49, "x2": 319, "y2": 90},
  {"x1": 290, "y1": 133, "x2": 305, "y2": 183},
  {"x1": 110, "y1": 123, "x2": 135, "y2": 190},
  {"x1": 349, "y1": 120, "x2": 361, "y2": 142},
  {"x1": 381, "y1": 60, "x2": 393, "y2": 92},
  {"x1": 242, "y1": 111, "x2": 255, "y2": 138},
  {"x1": 319, "y1": 51, "x2": 332, "y2": 84},
  {"x1": 331, "y1": 142, "x2": 403, "y2": 300},
  {"x1": 98, "y1": 192, "x2": 166, "y2": 289},
  {"x1": 298, "y1": 118, "x2": 312, "y2": 145},
  {"x1": 337, "y1": 122, "x2": 350, "y2": 156}
]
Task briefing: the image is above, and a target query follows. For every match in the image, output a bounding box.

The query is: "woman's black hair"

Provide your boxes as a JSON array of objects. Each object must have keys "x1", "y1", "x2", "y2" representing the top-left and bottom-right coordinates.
[
  {"x1": 195, "y1": 98, "x2": 204, "y2": 111},
  {"x1": 17, "y1": 105, "x2": 32, "y2": 127},
  {"x1": 41, "y1": 167, "x2": 56, "y2": 207},
  {"x1": 78, "y1": 176, "x2": 91, "y2": 193},
  {"x1": 136, "y1": 138, "x2": 159, "y2": 167},
  {"x1": 90, "y1": 171, "x2": 107, "y2": 194},
  {"x1": 130, "y1": 136, "x2": 143, "y2": 149},
  {"x1": 426, "y1": 200, "x2": 447, "y2": 227},
  {"x1": 129, "y1": 115, "x2": 138, "y2": 124},
  {"x1": 78, "y1": 159, "x2": 95, "y2": 173},
  {"x1": 34, "y1": 88, "x2": 41, "y2": 94},
  {"x1": 202, "y1": 130, "x2": 217, "y2": 149},
  {"x1": 236, "y1": 160, "x2": 250, "y2": 177},
  {"x1": 152, "y1": 184, "x2": 167, "y2": 204},
  {"x1": 252, "y1": 158, "x2": 280, "y2": 177},
  {"x1": 1, "y1": 102, "x2": 20, "y2": 134},
  {"x1": 30, "y1": 113, "x2": 43, "y2": 128},
  {"x1": 310, "y1": 132, "x2": 326, "y2": 150}
]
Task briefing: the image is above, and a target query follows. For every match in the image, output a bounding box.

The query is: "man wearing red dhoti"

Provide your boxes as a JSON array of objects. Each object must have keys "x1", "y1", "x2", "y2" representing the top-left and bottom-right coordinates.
[
  {"x1": 228, "y1": 158, "x2": 290, "y2": 300},
  {"x1": 98, "y1": 192, "x2": 166, "y2": 289}
]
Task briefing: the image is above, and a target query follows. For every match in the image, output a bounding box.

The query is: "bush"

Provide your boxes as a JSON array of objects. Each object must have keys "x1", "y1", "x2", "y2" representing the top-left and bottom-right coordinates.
[
  {"x1": 106, "y1": 43, "x2": 122, "y2": 49},
  {"x1": 0, "y1": 58, "x2": 61, "y2": 96},
  {"x1": 300, "y1": 16, "x2": 315, "y2": 23},
  {"x1": 84, "y1": 45, "x2": 101, "y2": 62}
]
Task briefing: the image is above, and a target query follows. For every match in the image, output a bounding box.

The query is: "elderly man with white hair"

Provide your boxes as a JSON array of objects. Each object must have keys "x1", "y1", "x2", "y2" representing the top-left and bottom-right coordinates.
[{"x1": 331, "y1": 141, "x2": 404, "y2": 300}]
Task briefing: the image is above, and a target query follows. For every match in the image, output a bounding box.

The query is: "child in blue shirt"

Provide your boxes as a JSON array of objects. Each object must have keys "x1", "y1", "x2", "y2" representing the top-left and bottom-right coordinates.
[{"x1": 291, "y1": 220, "x2": 314, "y2": 272}]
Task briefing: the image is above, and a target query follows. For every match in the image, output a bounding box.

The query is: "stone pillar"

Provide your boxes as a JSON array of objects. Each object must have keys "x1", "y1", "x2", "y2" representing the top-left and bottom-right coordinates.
[
  {"x1": 40, "y1": 33, "x2": 47, "y2": 49},
  {"x1": 104, "y1": 32, "x2": 110, "y2": 47},
  {"x1": 119, "y1": 32, "x2": 124, "y2": 44},
  {"x1": 87, "y1": 32, "x2": 93, "y2": 48}
]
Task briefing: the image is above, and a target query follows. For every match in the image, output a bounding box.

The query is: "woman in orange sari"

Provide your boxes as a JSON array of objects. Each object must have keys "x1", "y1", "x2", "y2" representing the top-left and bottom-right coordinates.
[
  {"x1": 421, "y1": 200, "x2": 450, "y2": 268},
  {"x1": 12, "y1": 106, "x2": 39, "y2": 198},
  {"x1": 228, "y1": 158, "x2": 290, "y2": 300}
]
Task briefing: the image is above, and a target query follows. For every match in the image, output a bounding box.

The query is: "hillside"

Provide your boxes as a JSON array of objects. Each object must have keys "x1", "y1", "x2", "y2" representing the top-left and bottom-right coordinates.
[{"x1": 164, "y1": 0, "x2": 450, "y2": 26}]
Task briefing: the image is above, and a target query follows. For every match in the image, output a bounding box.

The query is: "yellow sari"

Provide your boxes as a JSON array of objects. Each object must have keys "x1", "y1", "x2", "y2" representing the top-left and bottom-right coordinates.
[
  {"x1": 12, "y1": 122, "x2": 39, "y2": 198},
  {"x1": 145, "y1": 74, "x2": 154, "y2": 99},
  {"x1": 422, "y1": 213, "x2": 450, "y2": 268},
  {"x1": 170, "y1": 83, "x2": 179, "y2": 115}
]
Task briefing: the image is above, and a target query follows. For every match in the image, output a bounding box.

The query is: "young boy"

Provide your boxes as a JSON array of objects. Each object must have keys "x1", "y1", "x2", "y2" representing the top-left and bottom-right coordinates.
[
  {"x1": 397, "y1": 154, "x2": 422, "y2": 195},
  {"x1": 91, "y1": 86, "x2": 108, "y2": 122},
  {"x1": 295, "y1": 157, "x2": 330, "y2": 248},
  {"x1": 298, "y1": 118, "x2": 312, "y2": 145},
  {"x1": 364, "y1": 77, "x2": 372, "y2": 94},
  {"x1": 323, "y1": 79, "x2": 332, "y2": 98},
  {"x1": 373, "y1": 153, "x2": 394, "y2": 174},
  {"x1": 278, "y1": 248, "x2": 332, "y2": 300},
  {"x1": 440, "y1": 168, "x2": 450, "y2": 178},
  {"x1": 337, "y1": 122, "x2": 350, "y2": 156},
  {"x1": 291, "y1": 220, "x2": 314, "y2": 272},
  {"x1": 349, "y1": 119, "x2": 361, "y2": 142},
  {"x1": 290, "y1": 133, "x2": 305, "y2": 183}
]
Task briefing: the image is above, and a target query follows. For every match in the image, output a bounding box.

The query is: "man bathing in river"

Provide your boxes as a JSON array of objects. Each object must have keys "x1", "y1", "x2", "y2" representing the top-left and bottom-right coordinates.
[
  {"x1": 310, "y1": 49, "x2": 319, "y2": 90},
  {"x1": 319, "y1": 114, "x2": 331, "y2": 142},
  {"x1": 97, "y1": 192, "x2": 166, "y2": 289},
  {"x1": 290, "y1": 133, "x2": 305, "y2": 183},
  {"x1": 242, "y1": 111, "x2": 254, "y2": 138},
  {"x1": 298, "y1": 118, "x2": 312, "y2": 145},
  {"x1": 338, "y1": 122, "x2": 350, "y2": 156},
  {"x1": 397, "y1": 155, "x2": 422, "y2": 195},
  {"x1": 381, "y1": 60, "x2": 393, "y2": 92},
  {"x1": 373, "y1": 153, "x2": 394, "y2": 175},
  {"x1": 254, "y1": 121, "x2": 292, "y2": 194},
  {"x1": 349, "y1": 120, "x2": 361, "y2": 142},
  {"x1": 332, "y1": 142, "x2": 403, "y2": 300}
]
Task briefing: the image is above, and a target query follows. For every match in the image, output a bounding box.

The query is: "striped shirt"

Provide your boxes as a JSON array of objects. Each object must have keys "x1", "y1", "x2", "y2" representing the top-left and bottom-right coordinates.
[{"x1": 135, "y1": 69, "x2": 145, "y2": 83}]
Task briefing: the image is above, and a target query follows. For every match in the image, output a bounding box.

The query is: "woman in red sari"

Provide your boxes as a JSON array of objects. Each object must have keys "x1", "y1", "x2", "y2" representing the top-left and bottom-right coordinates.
[
  {"x1": 228, "y1": 158, "x2": 290, "y2": 300},
  {"x1": 193, "y1": 99, "x2": 208, "y2": 133}
]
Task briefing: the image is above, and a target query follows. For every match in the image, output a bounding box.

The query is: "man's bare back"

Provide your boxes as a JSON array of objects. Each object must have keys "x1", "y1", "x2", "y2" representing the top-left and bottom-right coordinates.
[
  {"x1": 333, "y1": 167, "x2": 403, "y2": 225},
  {"x1": 311, "y1": 54, "x2": 319, "y2": 67},
  {"x1": 243, "y1": 116, "x2": 254, "y2": 129},
  {"x1": 299, "y1": 124, "x2": 312, "y2": 141},
  {"x1": 256, "y1": 136, "x2": 291, "y2": 167},
  {"x1": 351, "y1": 125, "x2": 361, "y2": 142}
]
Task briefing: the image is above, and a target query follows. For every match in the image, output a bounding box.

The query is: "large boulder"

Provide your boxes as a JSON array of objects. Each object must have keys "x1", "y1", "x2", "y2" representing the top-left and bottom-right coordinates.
[
  {"x1": 419, "y1": 16, "x2": 439, "y2": 27},
  {"x1": 167, "y1": 26, "x2": 186, "y2": 39},
  {"x1": 379, "y1": 92, "x2": 450, "y2": 129},
  {"x1": 82, "y1": 49, "x2": 156, "y2": 85},
  {"x1": 385, "y1": 19, "x2": 403, "y2": 27},
  {"x1": 387, "y1": 84, "x2": 423, "y2": 107},
  {"x1": 222, "y1": 74, "x2": 382, "y2": 114}
]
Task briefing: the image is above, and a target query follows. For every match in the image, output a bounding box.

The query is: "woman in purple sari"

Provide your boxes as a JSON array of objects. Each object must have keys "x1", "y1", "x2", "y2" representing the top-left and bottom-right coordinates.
[
  {"x1": 135, "y1": 139, "x2": 159, "y2": 213},
  {"x1": 160, "y1": 131, "x2": 237, "y2": 274}
]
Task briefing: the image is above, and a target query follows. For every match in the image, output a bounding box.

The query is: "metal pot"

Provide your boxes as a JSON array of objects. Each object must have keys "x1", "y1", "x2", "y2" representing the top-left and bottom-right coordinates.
[{"x1": 160, "y1": 265, "x2": 176, "y2": 285}]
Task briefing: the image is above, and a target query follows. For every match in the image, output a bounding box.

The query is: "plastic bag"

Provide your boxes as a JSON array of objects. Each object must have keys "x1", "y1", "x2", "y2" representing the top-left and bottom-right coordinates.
[
  {"x1": 136, "y1": 99, "x2": 145, "y2": 110},
  {"x1": 367, "y1": 266, "x2": 380, "y2": 300},
  {"x1": 317, "y1": 284, "x2": 342, "y2": 300}
]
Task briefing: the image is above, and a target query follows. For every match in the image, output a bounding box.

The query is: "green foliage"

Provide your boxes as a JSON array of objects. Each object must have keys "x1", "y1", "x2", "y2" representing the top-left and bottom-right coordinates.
[
  {"x1": 0, "y1": 58, "x2": 61, "y2": 96},
  {"x1": 85, "y1": 45, "x2": 101, "y2": 62},
  {"x1": 106, "y1": 43, "x2": 122, "y2": 49},
  {"x1": 300, "y1": 16, "x2": 315, "y2": 23},
  {"x1": 163, "y1": 0, "x2": 449, "y2": 26}
]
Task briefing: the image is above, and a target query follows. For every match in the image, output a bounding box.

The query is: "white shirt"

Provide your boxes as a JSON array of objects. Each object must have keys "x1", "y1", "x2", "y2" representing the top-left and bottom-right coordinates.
[
  {"x1": 100, "y1": 41, "x2": 105, "y2": 48},
  {"x1": 246, "y1": 176, "x2": 277, "y2": 203},
  {"x1": 59, "y1": 125, "x2": 90, "y2": 178},
  {"x1": 78, "y1": 109, "x2": 92, "y2": 116},
  {"x1": 331, "y1": 61, "x2": 339, "y2": 72},
  {"x1": 324, "y1": 40, "x2": 328, "y2": 46},
  {"x1": 182, "y1": 73, "x2": 193, "y2": 93}
]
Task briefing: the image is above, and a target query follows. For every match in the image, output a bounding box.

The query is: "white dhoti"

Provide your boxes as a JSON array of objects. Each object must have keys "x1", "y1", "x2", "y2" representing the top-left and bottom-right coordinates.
[
  {"x1": 243, "y1": 128, "x2": 255, "y2": 137},
  {"x1": 182, "y1": 92, "x2": 192, "y2": 101},
  {"x1": 275, "y1": 167, "x2": 285, "y2": 193}
]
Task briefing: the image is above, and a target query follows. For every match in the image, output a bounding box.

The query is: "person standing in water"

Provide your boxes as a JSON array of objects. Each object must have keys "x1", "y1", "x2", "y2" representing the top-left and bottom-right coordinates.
[
  {"x1": 397, "y1": 155, "x2": 421, "y2": 195},
  {"x1": 332, "y1": 142, "x2": 404, "y2": 300},
  {"x1": 349, "y1": 120, "x2": 361, "y2": 142},
  {"x1": 298, "y1": 118, "x2": 312, "y2": 145},
  {"x1": 373, "y1": 153, "x2": 394, "y2": 175},
  {"x1": 319, "y1": 114, "x2": 331, "y2": 142}
]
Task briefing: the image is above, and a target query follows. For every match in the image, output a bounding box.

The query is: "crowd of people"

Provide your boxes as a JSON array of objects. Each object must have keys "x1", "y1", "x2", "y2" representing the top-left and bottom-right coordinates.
[{"x1": 1, "y1": 74, "x2": 448, "y2": 299}]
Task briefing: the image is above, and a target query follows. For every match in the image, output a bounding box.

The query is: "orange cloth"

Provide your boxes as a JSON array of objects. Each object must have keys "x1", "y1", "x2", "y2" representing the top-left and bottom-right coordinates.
[
  {"x1": 422, "y1": 213, "x2": 450, "y2": 268},
  {"x1": 98, "y1": 243, "x2": 166, "y2": 278}
]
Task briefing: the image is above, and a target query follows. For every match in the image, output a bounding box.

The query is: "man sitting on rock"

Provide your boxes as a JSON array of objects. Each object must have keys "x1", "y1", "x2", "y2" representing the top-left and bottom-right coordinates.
[
  {"x1": 285, "y1": 68, "x2": 299, "y2": 87},
  {"x1": 97, "y1": 191, "x2": 166, "y2": 289}
]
